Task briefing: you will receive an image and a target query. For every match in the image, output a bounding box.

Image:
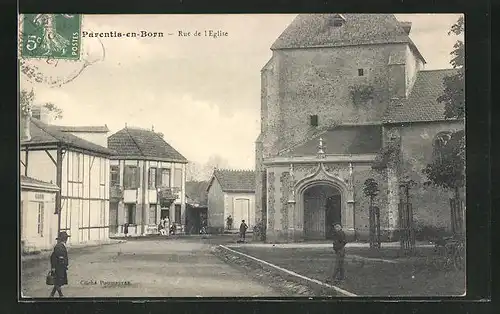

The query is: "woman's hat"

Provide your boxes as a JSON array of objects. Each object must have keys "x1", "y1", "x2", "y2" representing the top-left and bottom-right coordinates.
[{"x1": 56, "y1": 231, "x2": 71, "y2": 240}]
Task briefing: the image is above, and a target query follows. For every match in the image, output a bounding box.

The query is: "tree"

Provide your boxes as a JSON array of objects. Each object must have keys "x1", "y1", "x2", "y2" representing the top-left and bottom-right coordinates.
[
  {"x1": 422, "y1": 130, "x2": 465, "y2": 200},
  {"x1": 201, "y1": 154, "x2": 230, "y2": 180},
  {"x1": 423, "y1": 16, "x2": 465, "y2": 200},
  {"x1": 363, "y1": 178, "x2": 381, "y2": 248},
  {"x1": 438, "y1": 16, "x2": 464, "y2": 120},
  {"x1": 19, "y1": 89, "x2": 63, "y2": 120},
  {"x1": 422, "y1": 16, "x2": 466, "y2": 237},
  {"x1": 186, "y1": 161, "x2": 203, "y2": 181}
]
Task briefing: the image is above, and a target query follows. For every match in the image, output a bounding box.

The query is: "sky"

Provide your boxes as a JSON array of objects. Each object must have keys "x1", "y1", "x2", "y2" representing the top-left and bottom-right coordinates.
[{"x1": 20, "y1": 14, "x2": 464, "y2": 170}]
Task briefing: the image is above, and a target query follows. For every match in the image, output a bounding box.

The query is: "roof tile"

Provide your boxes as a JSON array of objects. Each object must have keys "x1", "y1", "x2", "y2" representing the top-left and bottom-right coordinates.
[
  {"x1": 271, "y1": 14, "x2": 425, "y2": 62},
  {"x1": 108, "y1": 127, "x2": 187, "y2": 162},
  {"x1": 383, "y1": 69, "x2": 461, "y2": 123},
  {"x1": 20, "y1": 175, "x2": 59, "y2": 188},
  {"x1": 211, "y1": 169, "x2": 255, "y2": 193},
  {"x1": 22, "y1": 119, "x2": 114, "y2": 155},
  {"x1": 281, "y1": 125, "x2": 382, "y2": 157}
]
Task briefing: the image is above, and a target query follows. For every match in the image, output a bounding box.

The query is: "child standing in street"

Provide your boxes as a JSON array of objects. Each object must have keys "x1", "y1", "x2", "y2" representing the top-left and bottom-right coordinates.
[{"x1": 239, "y1": 220, "x2": 248, "y2": 242}]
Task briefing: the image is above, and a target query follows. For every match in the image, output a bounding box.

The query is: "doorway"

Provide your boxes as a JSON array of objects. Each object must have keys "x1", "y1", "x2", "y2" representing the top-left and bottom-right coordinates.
[
  {"x1": 303, "y1": 184, "x2": 341, "y2": 240},
  {"x1": 325, "y1": 195, "x2": 341, "y2": 239}
]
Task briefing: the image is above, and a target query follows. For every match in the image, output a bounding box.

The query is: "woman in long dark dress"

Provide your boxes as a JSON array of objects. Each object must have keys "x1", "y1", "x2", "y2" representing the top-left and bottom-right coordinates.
[{"x1": 49, "y1": 231, "x2": 70, "y2": 297}]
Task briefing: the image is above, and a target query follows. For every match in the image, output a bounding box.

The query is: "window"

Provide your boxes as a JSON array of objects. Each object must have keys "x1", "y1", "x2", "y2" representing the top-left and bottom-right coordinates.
[
  {"x1": 110, "y1": 166, "x2": 120, "y2": 186},
  {"x1": 37, "y1": 202, "x2": 44, "y2": 236},
  {"x1": 149, "y1": 204, "x2": 157, "y2": 225},
  {"x1": 333, "y1": 19, "x2": 343, "y2": 27},
  {"x1": 173, "y1": 168, "x2": 182, "y2": 188},
  {"x1": 358, "y1": 68, "x2": 364, "y2": 76},
  {"x1": 158, "y1": 168, "x2": 171, "y2": 188},
  {"x1": 310, "y1": 115, "x2": 318, "y2": 127},
  {"x1": 123, "y1": 166, "x2": 139, "y2": 189},
  {"x1": 148, "y1": 167, "x2": 157, "y2": 189},
  {"x1": 126, "y1": 204, "x2": 136, "y2": 224}
]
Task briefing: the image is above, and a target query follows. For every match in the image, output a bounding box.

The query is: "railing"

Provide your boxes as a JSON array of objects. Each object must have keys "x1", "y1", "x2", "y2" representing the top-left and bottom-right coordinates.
[
  {"x1": 109, "y1": 185, "x2": 123, "y2": 201},
  {"x1": 158, "y1": 186, "x2": 180, "y2": 207}
]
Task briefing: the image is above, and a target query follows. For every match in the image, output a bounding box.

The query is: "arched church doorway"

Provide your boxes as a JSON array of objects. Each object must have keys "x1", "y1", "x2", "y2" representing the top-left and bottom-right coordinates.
[{"x1": 303, "y1": 184, "x2": 341, "y2": 240}]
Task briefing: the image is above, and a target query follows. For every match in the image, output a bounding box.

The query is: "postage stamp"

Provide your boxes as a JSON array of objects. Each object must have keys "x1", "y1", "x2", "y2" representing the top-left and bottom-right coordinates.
[
  {"x1": 21, "y1": 14, "x2": 82, "y2": 60},
  {"x1": 18, "y1": 14, "x2": 105, "y2": 88}
]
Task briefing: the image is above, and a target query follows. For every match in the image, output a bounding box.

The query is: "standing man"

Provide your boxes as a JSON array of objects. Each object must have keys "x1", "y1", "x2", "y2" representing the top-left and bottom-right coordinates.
[
  {"x1": 123, "y1": 222, "x2": 129, "y2": 237},
  {"x1": 49, "y1": 231, "x2": 70, "y2": 297},
  {"x1": 226, "y1": 215, "x2": 233, "y2": 231},
  {"x1": 329, "y1": 223, "x2": 347, "y2": 283},
  {"x1": 239, "y1": 220, "x2": 248, "y2": 242},
  {"x1": 164, "y1": 217, "x2": 170, "y2": 237}
]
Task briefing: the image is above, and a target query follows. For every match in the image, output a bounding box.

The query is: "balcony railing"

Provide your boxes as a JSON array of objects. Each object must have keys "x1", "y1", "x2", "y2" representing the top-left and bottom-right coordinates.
[
  {"x1": 158, "y1": 186, "x2": 181, "y2": 207},
  {"x1": 110, "y1": 185, "x2": 123, "y2": 201}
]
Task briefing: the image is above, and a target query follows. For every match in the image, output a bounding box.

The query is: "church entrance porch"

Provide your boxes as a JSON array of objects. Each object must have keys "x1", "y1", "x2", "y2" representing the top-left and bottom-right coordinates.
[{"x1": 303, "y1": 184, "x2": 341, "y2": 240}]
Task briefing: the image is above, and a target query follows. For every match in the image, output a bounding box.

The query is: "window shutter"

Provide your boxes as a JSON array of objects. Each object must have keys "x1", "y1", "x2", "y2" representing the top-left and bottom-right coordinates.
[{"x1": 156, "y1": 169, "x2": 162, "y2": 187}]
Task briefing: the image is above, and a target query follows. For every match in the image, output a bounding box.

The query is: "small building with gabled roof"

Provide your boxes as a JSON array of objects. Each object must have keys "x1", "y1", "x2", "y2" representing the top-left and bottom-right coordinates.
[
  {"x1": 206, "y1": 169, "x2": 255, "y2": 233},
  {"x1": 107, "y1": 126, "x2": 188, "y2": 236}
]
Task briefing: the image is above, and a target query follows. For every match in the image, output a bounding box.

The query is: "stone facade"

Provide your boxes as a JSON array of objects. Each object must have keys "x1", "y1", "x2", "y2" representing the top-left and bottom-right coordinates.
[{"x1": 255, "y1": 14, "x2": 465, "y2": 242}]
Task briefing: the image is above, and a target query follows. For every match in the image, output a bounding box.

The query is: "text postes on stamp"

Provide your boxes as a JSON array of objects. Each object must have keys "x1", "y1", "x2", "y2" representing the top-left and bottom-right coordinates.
[{"x1": 21, "y1": 14, "x2": 82, "y2": 61}]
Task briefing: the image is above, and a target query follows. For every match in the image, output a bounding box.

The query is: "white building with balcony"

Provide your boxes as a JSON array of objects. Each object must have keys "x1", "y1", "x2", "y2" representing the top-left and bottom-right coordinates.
[{"x1": 107, "y1": 126, "x2": 188, "y2": 236}]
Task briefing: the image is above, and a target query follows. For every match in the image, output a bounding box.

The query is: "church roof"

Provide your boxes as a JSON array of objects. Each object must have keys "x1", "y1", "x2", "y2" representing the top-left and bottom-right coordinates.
[
  {"x1": 21, "y1": 118, "x2": 114, "y2": 156},
  {"x1": 271, "y1": 14, "x2": 425, "y2": 62},
  {"x1": 207, "y1": 169, "x2": 255, "y2": 193},
  {"x1": 280, "y1": 125, "x2": 383, "y2": 157},
  {"x1": 383, "y1": 69, "x2": 461, "y2": 123},
  {"x1": 108, "y1": 127, "x2": 188, "y2": 163}
]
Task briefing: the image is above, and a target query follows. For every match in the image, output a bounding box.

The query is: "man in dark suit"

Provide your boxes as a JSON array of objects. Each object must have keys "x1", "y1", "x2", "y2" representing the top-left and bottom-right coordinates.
[
  {"x1": 49, "y1": 231, "x2": 70, "y2": 297},
  {"x1": 329, "y1": 223, "x2": 347, "y2": 283}
]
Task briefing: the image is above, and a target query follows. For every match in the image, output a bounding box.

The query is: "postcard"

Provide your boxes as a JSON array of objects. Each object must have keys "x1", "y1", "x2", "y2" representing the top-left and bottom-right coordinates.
[{"x1": 18, "y1": 13, "x2": 465, "y2": 299}]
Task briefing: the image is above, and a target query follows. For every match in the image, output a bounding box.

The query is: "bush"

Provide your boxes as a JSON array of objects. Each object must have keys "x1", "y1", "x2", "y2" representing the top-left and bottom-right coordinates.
[
  {"x1": 414, "y1": 224, "x2": 451, "y2": 242},
  {"x1": 253, "y1": 220, "x2": 266, "y2": 241}
]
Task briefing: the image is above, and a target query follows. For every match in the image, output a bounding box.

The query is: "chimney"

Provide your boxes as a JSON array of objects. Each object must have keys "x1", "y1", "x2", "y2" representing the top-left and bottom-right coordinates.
[
  {"x1": 21, "y1": 107, "x2": 31, "y2": 141},
  {"x1": 399, "y1": 21, "x2": 412, "y2": 35},
  {"x1": 31, "y1": 105, "x2": 52, "y2": 124},
  {"x1": 387, "y1": 50, "x2": 407, "y2": 99}
]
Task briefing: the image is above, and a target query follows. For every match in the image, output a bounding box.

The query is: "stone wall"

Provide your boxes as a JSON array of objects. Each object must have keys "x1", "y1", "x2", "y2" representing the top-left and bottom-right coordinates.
[
  {"x1": 275, "y1": 44, "x2": 408, "y2": 149},
  {"x1": 396, "y1": 121, "x2": 465, "y2": 230},
  {"x1": 352, "y1": 164, "x2": 389, "y2": 241}
]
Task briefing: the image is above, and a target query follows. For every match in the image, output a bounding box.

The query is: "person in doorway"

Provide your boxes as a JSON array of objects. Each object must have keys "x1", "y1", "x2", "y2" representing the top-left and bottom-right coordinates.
[
  {"x1": 328, "y1": 223, "x2": 347, "y2": 283},
  {"x1": 123, "y1": 223, "x2": 129, "y2": 237},
  {"x1": 158, "y1": 219, "x2": 167, "y2": 236},
  {"x1": 226, "y1": 215, "x2": 233, "y2": 231},
  {"x1": 49, "y1": 231, "x2": 70, "y2": 298},
  {"x1": 239, "y1": 220, "x2": 248, "y2": 242}
]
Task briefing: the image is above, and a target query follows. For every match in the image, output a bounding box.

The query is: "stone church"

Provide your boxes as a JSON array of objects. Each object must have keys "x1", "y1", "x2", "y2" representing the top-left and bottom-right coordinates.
[{"x1": 254, "y1": 14, "x2": 465, "y2": 242}]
